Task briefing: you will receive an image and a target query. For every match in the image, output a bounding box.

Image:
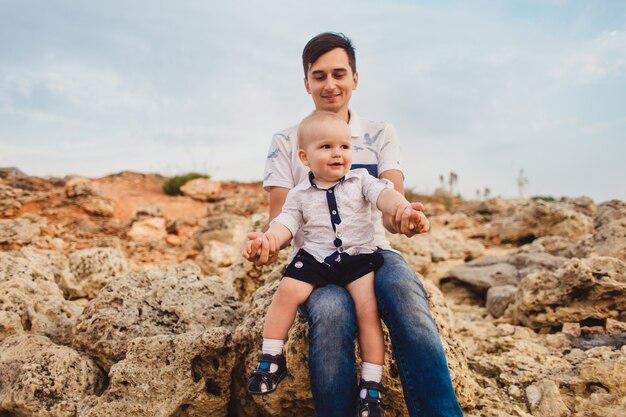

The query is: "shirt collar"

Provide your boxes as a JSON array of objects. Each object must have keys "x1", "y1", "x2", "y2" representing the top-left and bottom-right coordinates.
[{"x1": 348, "y1": 109, "x2": 362, "y2": 139}]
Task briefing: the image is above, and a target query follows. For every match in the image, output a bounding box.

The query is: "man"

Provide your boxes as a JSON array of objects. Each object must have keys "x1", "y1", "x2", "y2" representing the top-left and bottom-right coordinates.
[{"x1": 254, "y1": 32, "x2": 463, "y2": 417}]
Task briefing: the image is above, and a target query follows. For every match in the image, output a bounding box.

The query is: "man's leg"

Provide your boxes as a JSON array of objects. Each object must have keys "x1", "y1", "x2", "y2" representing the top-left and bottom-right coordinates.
[
  {"x1": 376, "y1": 250, "x2": 463, "y2": 417},
  {"x1": 301, "y1": 285, "x2": 358, "y2": 417}
]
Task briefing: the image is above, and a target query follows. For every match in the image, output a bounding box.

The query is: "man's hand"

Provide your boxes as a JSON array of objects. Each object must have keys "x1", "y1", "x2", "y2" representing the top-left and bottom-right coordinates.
[
  {"x1": 242, "y1": 232, "x2": 280, "y2": 266},
  {"x1": 387, "y1": 202, "x2": 430, "y2": 237}
]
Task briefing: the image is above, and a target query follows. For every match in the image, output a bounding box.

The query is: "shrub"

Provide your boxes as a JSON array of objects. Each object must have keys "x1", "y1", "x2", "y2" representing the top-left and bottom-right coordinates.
[
  {"x1": 162, "y1": 172, "x2": 209, "y2": 196},
  {"x1": 531, "y1": 195, "x2": 556, "y2": 202}
]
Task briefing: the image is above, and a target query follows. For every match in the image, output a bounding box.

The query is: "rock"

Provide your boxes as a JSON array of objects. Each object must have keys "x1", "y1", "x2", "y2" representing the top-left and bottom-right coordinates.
[
  {"x1": 387, "y1": 229, "x2": 484, "y2": 273},
  {"x1": 72, "y1": 263, "x2": 245, "y2": 370},
  {"x1": 446, "y1": 251, "x2": 567, "y2": 290},
  {"x1": 17, "y1": 246, "x2": 73, "y2": 287},
  {"x1": 194, "y1": 240, "x2": 238, "y2": 275},
  {"x1": 568, "y1": 200, "x2": 626, "y2": 262},
  {"x1": 232, "y1": 276, "x2": 481, "y2": 417},
  {"x1": 0, "y1": 218, "x2": 41, "y2": 246},
  {"x1": 0, "y1": 277, "x2": 82, "y2": 345},
  {"x1": 0, "y1": 334, "x2": 105, "y2": 417},
  {"x1": 180, "y1": 178, "x2": 223, "y2": 201},
  {"x1": 0, "y1": 184, "x2": 25, "y2": 217},
  {"x1": 512, "y1": 256, "x2": 626, "y2": 330},
  {"x1": 562, "y1": 322, "x2": 582, "y2": 338},
  {"x1": 0, "y1": 167, "x2": 27, "y2": 179},
  {"x1": 78, "y1": 329, "x2": 235, "y2": 417},
  {"x1": 193, "y1": 214, "x2": 251, "y2": 250},
  {"x1": 132, "y1": 204, "x2": 163, "y2": 220},
  {"x1": 0, "y1": 251, "x2": 56, "y2": 284},
  {"x1": 486, "y1": 199, "x2": 594, "y2": 243},
  {"x1": 67, "y1": 247, "x2": 130, "y2": 299},
  {"x1": 486, "y1": 285, "x2": 517, "y2": 318},
  {"x1": 525, "y1": 379, "x2": 570, "y2": 417},
  {"x1": 64, "y1": 177, "x2": 115, "y2": 217},
  {"x1": 127, "y1": 217, "x2": 167, "y2": 241}
]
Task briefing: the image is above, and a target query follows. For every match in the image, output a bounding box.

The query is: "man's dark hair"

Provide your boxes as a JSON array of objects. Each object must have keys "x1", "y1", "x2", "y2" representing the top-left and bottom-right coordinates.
[{"x1": 302, "y1": 32, "x2": 356, "y2": 77}]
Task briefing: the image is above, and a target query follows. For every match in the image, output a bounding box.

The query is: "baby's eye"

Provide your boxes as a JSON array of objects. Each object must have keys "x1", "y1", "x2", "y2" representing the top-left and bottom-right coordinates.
[
  {"x1": 341, "y1": 144, "x2": 350, "y2": 150},
  {"x1": 321, "y1": 144, "x2": 331, "y2": 149}
]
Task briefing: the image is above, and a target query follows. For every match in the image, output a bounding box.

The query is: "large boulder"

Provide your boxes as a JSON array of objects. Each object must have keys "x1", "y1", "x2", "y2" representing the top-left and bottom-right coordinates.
[
  {"x1": 64, "y1": 177, "x2": 115, "y2": 217},
  {"x1": 0, "y1": 334, "x2": 105, "y2": 417},
  {"x1": 67, "y1": 247, "x2": 130, "y2": 299},
  {"x1": 180, "y1": 178, "x2": 223, "y2": 201},
  {"x1": 72, "y1": 263, "x2": 245, "y2": 370},
  {"x1": 512, "y1": 256, "x2": 626, "y2": 330},
  {"x1": 485, "y1": 199, "x2": 594, "y2": 243},
  {"x1": 232, "y1": 277, "x2": 481, "y2": 417},
  {"x1": 445, "y1": 250, "x2": 567, "y2": 290},
  {"x1": 78, "y1": 329, "x2": 235, "y2": 417}
]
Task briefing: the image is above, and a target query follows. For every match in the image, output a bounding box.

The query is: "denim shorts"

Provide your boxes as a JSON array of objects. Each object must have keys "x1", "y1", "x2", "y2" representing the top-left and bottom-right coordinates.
[{"x1": 284, "y1": 248, "x2": 384, "y2": 286}]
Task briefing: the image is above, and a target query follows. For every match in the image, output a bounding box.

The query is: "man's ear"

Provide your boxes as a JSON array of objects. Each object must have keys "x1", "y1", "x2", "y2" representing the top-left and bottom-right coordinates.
[
  {"x1": 352, "y1": 71, "x2": 358, "y2": 90},
  {"x1": 304, "y1": 77, "x2": 311, "y2": 94},
  {"x1": 298, "y1": 149, "x2": 309, "y2": 166}
]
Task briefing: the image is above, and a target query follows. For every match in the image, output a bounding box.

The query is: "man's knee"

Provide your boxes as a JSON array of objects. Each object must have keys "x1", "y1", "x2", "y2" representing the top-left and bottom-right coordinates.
[{"x1": 304, "y1": 285, "x2": 357, "y2": 336}]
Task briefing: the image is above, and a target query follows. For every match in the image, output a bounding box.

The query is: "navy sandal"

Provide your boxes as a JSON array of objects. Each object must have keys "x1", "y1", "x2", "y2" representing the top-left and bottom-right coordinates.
[
  {"x1": 247, "y1": 353, "x2": 287, "y2": 395},
  {"x1": 356, "y1": 380, "x2": 386, "y2": 417}
]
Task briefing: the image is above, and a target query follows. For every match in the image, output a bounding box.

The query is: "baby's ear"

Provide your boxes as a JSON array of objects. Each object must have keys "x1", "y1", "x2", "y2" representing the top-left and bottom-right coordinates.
[{"x1": 298, "y1": 149, "x2": 309, "y2": 166}]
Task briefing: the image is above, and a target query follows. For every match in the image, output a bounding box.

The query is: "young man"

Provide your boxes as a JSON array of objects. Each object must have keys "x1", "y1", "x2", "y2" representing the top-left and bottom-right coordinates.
[{"x1": 253, "y1": 32, "x2": 463, "y2": 417}]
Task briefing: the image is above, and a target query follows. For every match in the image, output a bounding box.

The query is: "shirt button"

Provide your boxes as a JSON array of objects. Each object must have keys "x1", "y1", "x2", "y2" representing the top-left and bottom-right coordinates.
[
  {"x1": 332, "y1": 210, "x2": 337, "y2": 215},
  {"x1": 328, "y1": 189, "x2": 333, "y2": 194},
  {"x1": 336, "y1": 232, "x2": 342, "y2": 238},
  {"x1": 338, "y1": 247, "x2": 344, "y2": 253}
]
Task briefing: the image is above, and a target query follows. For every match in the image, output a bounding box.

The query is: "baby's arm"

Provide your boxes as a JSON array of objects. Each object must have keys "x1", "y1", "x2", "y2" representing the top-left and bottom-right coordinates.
[
  {"x1": 242, "y1": 222, "x2": 292, "y2": 264},
  {"x1": 376, "y1": 189, "x2": 429, "y2": 235}
]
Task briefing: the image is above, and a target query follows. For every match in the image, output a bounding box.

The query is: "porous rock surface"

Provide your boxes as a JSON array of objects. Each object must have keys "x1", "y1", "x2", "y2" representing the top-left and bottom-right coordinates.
[
  {"x1": 0, "y1": 334, "x2": 105, "y2": 417},
  {"x1": 67, "y1": 247, "x2": 130, "y2": 299},
  {"x1": 73, "y1": 263, "x2": 245, "y2": 370}
]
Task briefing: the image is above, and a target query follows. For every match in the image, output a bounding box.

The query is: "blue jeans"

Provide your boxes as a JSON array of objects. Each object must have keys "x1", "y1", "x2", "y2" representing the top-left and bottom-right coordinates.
[{"x1": 302, "y1": 249, "x2": 463, "y2": 417}]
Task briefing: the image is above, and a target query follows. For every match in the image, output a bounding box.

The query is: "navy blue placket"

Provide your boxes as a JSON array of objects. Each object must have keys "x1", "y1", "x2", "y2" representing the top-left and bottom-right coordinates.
[{"x1": 308, "y1": 172, "x2": 344, "y2": 264}]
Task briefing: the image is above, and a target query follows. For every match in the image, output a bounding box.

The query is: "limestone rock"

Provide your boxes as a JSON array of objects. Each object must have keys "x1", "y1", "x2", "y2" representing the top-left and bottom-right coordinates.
[
  {"x1": 0, "y1": 184, "x2": 25, "y2": 217},
  {"x1": 180, "y1": 178, "x2": 223, "y2": 201},
  {"x1": 65, "y1": 177, "x2": 115, "y2": 217},
  {"x1": 79, "y1": 329, "x2": 235, "y2": 417},
  {"x1": 194, "y1": 239, "x2": 238, "y2": 275},
  {"x1": 232, "y1": 275, "x2": 480, "y2": 417},
  {"x1": 127, "y1": 217, "x2": 167, "y2": 241},
  {"x1": 387, "y1": 229, "x2": 484, "y2": 274},
  {"x1": 0, "y1": 334, "x2": 105, "y2": 417},
  {"x1": 446, "y1": 250, "x2": 567, "y2": 290},
  {"x1": 0, "y1": 277, "x2": 82, "y2": 345},
  {"x1": 0, "y1": 217, "x2": 41, "y2": 247},
  {"x1": 0, "y1": 251, "x2": 56, "y2": 284},
  {"x1": 525, "y1": 379, "x2": 570, "y2": 417},
  {"x1": 512, "y1": 256, "x2": 626, "y2": 330},
  {"x1": 486, "y1": 199, "x2": 594, "y2": 243},
  {"x1": 67, "y1": 247, "x2": 130, "y2": 299},
  {"x1": 132, "y1": 204, "x2": 163, "y2": 220},
  {"x1": 486, "y1": 285, "x2": 517, "y2": 318},
  {"x1": 193, "y1": 214, "x2": 251, "y2": 250},
  {"x1": 568, "y1": 200, "x2": 626, "y2": 262},
  {"x1": 72, "y1": 263, "x2": 245, "y2": 369}
]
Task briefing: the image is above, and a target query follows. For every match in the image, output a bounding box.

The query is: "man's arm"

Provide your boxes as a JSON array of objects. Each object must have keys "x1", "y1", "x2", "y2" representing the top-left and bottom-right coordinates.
[{"x1": 380, "y1": 169, "x2": 430, "y2": 236}]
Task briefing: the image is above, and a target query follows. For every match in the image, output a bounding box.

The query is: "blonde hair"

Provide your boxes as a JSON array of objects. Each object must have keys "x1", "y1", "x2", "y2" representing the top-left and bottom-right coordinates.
[{"x1": 297, "y1": 111, "x2": 348, "y2": 149}]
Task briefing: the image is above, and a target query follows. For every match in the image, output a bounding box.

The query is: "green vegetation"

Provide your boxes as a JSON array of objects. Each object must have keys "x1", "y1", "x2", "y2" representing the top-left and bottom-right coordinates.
[
  {"x1": 531, "y1": 195, "x2": 556, "y2": 202},
  {"x1": 162, "y1": 172, "x2": 209, "y2": 196}
]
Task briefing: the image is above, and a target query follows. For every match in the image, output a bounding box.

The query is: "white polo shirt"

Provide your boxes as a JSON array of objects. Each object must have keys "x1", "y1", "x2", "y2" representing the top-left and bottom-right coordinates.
[
  {"x1": 263, "y1": 110, "x2": 404, "y2": 254},
  {"x1": 271, "y1": 169, "x2": 392, "y2": 264}
]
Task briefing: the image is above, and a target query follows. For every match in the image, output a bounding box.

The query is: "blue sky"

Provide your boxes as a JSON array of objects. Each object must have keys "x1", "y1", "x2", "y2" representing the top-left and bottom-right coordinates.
[{"x1": 1, "y1": 0, "x2": 625, "y2": 203}]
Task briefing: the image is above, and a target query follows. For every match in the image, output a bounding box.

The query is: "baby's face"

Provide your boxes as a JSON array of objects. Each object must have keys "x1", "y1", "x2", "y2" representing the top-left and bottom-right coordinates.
[{"x1": 299, "y1": 119, "x2": 352, "y2": 186}]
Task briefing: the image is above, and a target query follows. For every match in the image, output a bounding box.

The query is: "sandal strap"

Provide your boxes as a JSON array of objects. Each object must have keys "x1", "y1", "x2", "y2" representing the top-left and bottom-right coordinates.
[
  {"x1": 359, "y1": 380, "x2": 385, "y2": 393},
  {"x1": 257, "y1": 353, "x2": 282, "y2": 364}
]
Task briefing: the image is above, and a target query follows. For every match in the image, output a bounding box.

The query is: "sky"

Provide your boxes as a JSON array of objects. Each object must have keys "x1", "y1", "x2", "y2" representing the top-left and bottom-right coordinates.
[{"x1": 1, "y1": 0, "x2": 625, "y2": 203}]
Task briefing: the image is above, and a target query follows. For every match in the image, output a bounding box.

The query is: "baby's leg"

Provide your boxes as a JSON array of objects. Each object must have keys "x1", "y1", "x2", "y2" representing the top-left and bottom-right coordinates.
[
  {"x1": 345, "y1": 271, "x2": 384, "y2": 366},
  {"x1": 263, "y1": 277, "x2": 315, "y2": 340}
]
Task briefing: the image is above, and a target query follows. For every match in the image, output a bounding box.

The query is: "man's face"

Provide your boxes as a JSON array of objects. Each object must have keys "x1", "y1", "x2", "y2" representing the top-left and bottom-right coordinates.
[{"x1": 304, "y1": 48, "x2": 358, "y2": 118}]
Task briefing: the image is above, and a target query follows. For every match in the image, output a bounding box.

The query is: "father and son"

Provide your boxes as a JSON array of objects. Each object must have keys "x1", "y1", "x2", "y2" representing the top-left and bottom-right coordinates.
[{"x1": 241, "y1": 32, "x2": 464, "y2": 417}]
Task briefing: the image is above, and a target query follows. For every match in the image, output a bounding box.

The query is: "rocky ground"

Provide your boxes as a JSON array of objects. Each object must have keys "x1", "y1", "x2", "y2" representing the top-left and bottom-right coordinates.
[{"x1": 0, "y1": 167, "x2": 624, "y2": 417}]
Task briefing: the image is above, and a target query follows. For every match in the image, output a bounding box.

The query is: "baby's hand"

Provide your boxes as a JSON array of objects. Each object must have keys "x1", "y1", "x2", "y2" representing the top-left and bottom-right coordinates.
[
  {"x1": 396, "y1": 204, "x2": 430, "y2": 237},
  {"x1": 242, "y1": 232, "x2": 280, "y2": 265}
]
